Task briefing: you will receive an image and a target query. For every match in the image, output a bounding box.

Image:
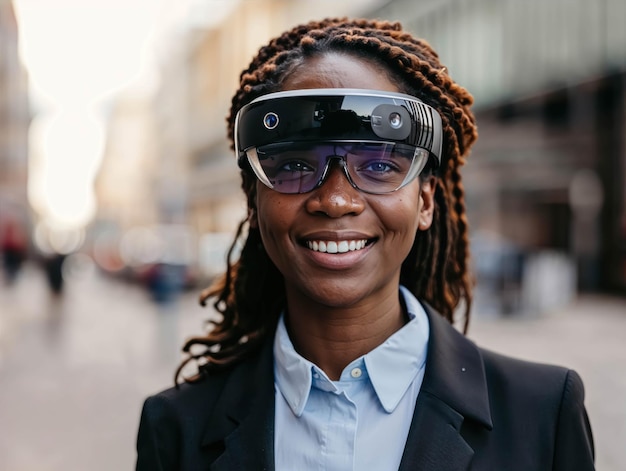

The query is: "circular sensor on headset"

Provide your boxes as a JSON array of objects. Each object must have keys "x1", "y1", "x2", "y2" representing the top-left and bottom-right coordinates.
[
  {"x1": 389, "y1": 112, "x2": 402, "y2": 129},
  {"x1": 263, "y1": 112, "x2": 279, "y2": 129}
]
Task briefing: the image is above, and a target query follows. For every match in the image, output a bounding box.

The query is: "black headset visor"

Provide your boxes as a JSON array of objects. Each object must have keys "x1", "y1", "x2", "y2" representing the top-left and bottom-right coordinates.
[{"x1": 234, "y1": 89, "x2": 443, "y2": 168}]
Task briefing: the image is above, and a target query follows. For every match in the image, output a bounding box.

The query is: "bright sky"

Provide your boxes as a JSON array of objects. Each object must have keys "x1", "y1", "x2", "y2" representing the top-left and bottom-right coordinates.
[{"x1": 12, "y1": 0, "x2": 199, "y2": 231}]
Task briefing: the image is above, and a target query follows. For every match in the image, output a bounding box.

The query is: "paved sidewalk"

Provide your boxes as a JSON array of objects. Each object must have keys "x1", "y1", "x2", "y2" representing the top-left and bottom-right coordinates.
[
  {"x1": 469, "y1": 296, "x2": 626, "y2": 471},
  {"x1": 0, "y1": 264, "x2": 207, "y2": 471}
]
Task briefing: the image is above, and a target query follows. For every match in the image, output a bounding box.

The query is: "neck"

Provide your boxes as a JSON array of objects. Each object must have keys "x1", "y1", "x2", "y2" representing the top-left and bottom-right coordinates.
[{"x1": 284, "y1": 286, "x2": 406, "y2": 381}]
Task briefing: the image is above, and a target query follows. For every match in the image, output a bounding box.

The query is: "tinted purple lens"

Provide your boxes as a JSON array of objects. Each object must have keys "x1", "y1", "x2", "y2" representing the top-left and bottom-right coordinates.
[{"x1": 248, "y1": 141, "x2": 426, "y2": 194}]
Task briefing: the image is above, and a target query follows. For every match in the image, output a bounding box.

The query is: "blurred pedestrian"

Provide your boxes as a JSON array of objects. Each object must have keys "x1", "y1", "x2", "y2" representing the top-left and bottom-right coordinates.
[
  {"x1": 1, "y1": 216, "x2": 28, "y2": 284},
  {"x1": 144, "y1": 262, "x2": 186, "y2": 304},
  {"x1": 43, "y1": 252, "x2": 66, "y2": 295},
  {"x1": 136, "y1": 18, "x2": 594, "y2": 470}
]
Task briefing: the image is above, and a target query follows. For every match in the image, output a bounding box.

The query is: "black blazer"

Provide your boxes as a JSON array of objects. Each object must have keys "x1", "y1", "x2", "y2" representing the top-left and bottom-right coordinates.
[{"x1": 136, "y1": 304, "x2": 595, "y2": 470}]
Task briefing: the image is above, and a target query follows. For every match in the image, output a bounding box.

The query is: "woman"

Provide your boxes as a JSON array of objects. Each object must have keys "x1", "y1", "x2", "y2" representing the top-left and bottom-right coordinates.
[{"x1": 136, "y1": 18, "x2": 594, "y2": 470}]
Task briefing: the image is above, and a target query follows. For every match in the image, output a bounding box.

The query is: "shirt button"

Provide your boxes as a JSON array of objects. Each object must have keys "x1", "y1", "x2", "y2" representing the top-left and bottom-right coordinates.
[{"x1": 350, "y1": 368, "x2": 362, "y2": 378}]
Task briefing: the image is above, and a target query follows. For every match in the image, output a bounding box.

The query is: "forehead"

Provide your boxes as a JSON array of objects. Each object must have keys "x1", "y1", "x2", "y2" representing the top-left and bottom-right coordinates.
[{"x1": 281, "y1": 52, "x2": 401, "y2": 93}]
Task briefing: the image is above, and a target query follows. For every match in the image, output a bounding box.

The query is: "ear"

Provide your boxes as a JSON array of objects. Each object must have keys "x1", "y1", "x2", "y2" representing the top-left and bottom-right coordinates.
[{"x1": 418, "y1": 176, "x2": 436, "y2": 231}]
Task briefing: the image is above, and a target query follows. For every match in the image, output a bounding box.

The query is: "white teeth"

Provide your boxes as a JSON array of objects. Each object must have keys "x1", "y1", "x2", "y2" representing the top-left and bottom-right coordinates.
[{"x1": 306, "y1": 239, "x2": 368, "y2": 253}]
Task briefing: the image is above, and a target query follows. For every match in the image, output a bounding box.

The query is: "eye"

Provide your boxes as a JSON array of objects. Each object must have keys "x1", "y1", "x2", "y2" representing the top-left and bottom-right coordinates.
[
  {"x1": 361, "y1": 160, "x2": 396, "y2": 173},
  {"x1": 278, "y1": 160, "x2": 315, "y2": 173}
]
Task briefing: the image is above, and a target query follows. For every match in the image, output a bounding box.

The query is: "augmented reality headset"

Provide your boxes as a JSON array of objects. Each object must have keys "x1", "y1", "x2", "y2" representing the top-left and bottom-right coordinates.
[{"x1": 233, "y1": 89, "x2": 443, "y2": 194}]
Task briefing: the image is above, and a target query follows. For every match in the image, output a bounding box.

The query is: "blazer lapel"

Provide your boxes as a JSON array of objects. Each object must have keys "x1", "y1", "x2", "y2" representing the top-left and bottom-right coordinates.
[
  {"x1": 399, "y1": 304, "x2": 493, "y2": 471},
  {"x1": 202, "y1": 341, "x2": 276, "y2": 471},
  {"x1": 210, "y1": 400, "x2": 274, "y2": 471},
  {"x1": 398, "y1": 392, "x2": 474, "y2": 471}
]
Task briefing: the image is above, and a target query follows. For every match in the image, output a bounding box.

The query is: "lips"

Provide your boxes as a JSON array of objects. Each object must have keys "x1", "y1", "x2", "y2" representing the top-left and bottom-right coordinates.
[{"x1": 306, "y1": 239, "x2": 369, "y2": 254}]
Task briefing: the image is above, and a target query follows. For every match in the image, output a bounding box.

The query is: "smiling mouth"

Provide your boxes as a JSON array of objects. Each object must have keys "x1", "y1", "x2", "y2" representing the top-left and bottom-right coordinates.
[{"x1": 305, "y1": 239, "x2": 371, "y2": 254}]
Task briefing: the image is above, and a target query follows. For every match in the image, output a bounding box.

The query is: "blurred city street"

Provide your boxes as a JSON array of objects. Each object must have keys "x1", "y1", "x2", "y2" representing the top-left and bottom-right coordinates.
[{"x1": 0, "y1": 262, "x2": 624, "y2": 470}]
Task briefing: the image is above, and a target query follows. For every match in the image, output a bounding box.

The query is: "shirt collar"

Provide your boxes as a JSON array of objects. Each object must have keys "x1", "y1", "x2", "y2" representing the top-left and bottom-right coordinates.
[
  {"x1": 273, "y1": 286, "x2": 430, "y2": 416},
  {"x1": 273, "y1": 316, "x2": 314, "y2": 416},
  {"x1": 365, "y1": 285, "x2": 429, "y2": 412}
]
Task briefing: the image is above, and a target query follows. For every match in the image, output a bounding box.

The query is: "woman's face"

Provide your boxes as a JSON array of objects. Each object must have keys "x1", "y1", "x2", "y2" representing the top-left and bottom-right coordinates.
[{"x1": 252, "y1": 52, "x2": 435, "y2": 309}]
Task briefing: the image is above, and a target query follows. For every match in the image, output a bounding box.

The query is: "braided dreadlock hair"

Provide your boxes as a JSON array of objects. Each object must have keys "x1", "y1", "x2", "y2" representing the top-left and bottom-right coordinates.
[{"x1": 175, "y1": 17, "x2": 478, "y2": 385}]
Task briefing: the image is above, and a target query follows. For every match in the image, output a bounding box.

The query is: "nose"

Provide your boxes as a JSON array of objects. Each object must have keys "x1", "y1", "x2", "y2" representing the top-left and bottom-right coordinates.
[{"x1": 305, "y1": 161, "x2": 366, "y2": 217}]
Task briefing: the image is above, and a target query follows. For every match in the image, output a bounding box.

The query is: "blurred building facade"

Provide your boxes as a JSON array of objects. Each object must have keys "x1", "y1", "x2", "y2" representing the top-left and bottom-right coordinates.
[
  {"x1": 0, "y1": 0, "x2": 30, "y2": 227},
  {"x1": 95, "y1": 93, "x2": 159, "y2": 232},
  {"x1": 96, "y1": 0, "x2": 626, "y2": 299},
  {"x1": 372, "y1": 0, "x2": 626, "y2": 299},
  {"x1": 90, "y1": 93, "x2": 159, "y2": 274}
]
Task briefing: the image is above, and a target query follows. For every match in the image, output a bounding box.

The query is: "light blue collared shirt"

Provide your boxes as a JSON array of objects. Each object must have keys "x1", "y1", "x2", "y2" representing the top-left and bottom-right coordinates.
[{"x1": 273, "y1": 286, "x2": 430, "y2": 471}]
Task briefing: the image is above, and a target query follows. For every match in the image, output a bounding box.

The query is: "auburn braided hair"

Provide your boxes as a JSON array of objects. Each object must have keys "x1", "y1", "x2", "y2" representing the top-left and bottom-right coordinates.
[{"x1": 175, "y1": 17, "x2": 478, "y2": 385}]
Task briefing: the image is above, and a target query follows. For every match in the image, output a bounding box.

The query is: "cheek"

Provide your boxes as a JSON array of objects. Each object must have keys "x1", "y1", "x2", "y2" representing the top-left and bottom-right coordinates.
[
  {"x1": 255, "y1": 188, "x2": 298, "y2": 240},
  {"x1": 377, "y1": 189, "x2": 422, "y2": 236},
  {"x1": 390, "y1": 204, "x2": 420, "y2": 237},
  {"x1": 370, "y1": 204, "x2": 419, "y2": 262},
  {"x1": 256, "y1": 196, "x2": 281, "y2": 235}
]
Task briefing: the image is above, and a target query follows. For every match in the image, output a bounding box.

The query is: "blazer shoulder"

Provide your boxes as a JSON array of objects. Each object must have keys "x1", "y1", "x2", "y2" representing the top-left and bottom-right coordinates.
[
  {"x1": 476, "y1": 348, "x2": 594, "y2": 469},
  {"x1": 137, "y1": 342, "x2": 276, "y2": 470},
  {"x1": 140, "y1": 340, "x2": 275, "y2": 434},
  {"x1": 142, "y1": 366, "x2": 237, "y2": 421},
  {"x1": 136, "y1": 363, "x2": 256, "y2": 471},
  {"x1": 478, "y1": 347, "x2": 590, "y2": 433},
  {"x1": 480, "y1": 347, "x2": 577, "y2": 398}
]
